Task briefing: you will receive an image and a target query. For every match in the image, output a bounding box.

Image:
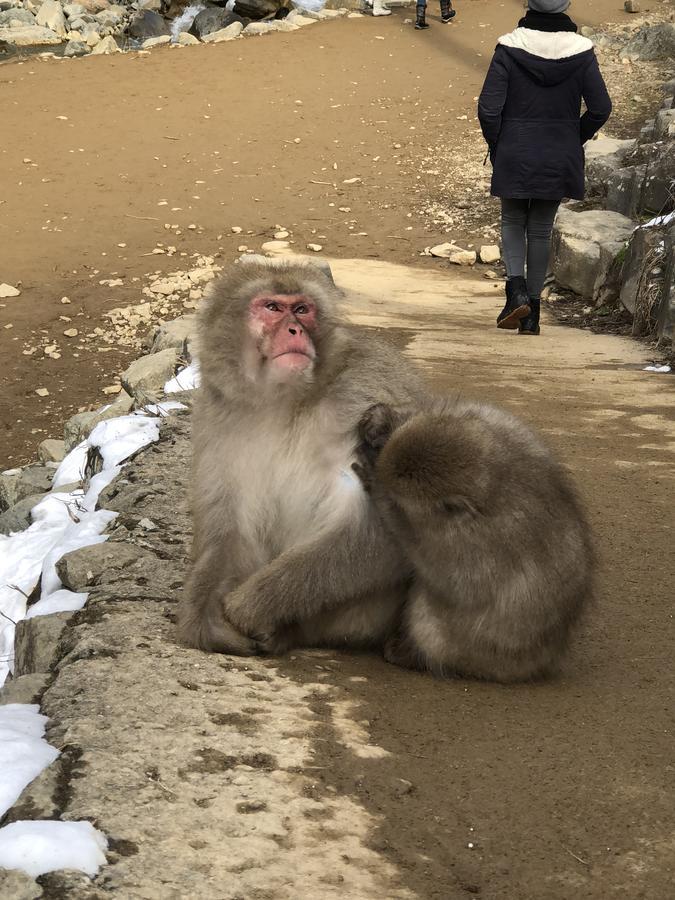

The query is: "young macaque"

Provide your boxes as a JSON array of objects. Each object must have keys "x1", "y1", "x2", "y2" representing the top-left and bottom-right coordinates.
[{"x1": 353, "y1": 401, "x2": 595, "y2": 682}]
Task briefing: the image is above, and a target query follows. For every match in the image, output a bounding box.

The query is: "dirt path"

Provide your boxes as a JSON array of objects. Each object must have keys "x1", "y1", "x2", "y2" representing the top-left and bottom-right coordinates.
[
  {"x1": 5, "y1": 257, "x2": 672, "y2": 899},
  {"x1": 0, "y1": 0, "x2": 642, "y2": 467}
]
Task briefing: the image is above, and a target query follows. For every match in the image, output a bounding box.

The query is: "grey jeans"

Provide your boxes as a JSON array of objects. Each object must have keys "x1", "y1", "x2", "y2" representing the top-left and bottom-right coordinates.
[{"x1": 500, "y1": 199, "x2": 560, "y2": 300}]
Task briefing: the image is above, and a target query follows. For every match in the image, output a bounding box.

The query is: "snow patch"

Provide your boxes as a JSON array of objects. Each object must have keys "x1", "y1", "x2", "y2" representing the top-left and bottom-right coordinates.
[{"x1": 0, "y1": 820, "x2": 108, "y2": 878}]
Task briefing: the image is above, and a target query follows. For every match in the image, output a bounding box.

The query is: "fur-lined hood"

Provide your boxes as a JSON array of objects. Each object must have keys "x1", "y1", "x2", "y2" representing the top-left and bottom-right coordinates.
[{"x1": 497, "y1": 28, "x2": 594, "y2": 86}]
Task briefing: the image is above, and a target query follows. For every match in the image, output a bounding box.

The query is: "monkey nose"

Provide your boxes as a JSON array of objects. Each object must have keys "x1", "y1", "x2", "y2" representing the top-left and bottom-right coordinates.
[{"x1": 288, "y1": 326, "x2": 301, "y2": 336}]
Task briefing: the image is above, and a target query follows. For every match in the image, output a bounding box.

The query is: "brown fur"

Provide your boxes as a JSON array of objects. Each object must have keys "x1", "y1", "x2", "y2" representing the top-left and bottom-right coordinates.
[
  {"x1": 177, "y1": 260, "x2": 425, "y2": 655},
  {"x1": 354, "y1": 400, "x2": 595, "y2": 682}
]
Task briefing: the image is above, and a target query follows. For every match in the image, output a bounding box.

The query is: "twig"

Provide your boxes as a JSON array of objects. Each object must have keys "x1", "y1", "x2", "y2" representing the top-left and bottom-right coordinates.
[
  {"x1": 562, "y1": 846, "x2": 589, "y2": 866},
  {"x1": 0, "y1": 610, "x2": 17, "y2": 625},
  {"x1": 7, "y1": 583, "x2": 29, "y2": 600},
  {"x1": 125, "y1": 214, "x2": 160, "y2": 221},
  {"x1": 163, "y1": 135, "x2": 180, "y2": 141},
  {"x1": 310, "y1": 180, "x2": 334, "y2": 186}
]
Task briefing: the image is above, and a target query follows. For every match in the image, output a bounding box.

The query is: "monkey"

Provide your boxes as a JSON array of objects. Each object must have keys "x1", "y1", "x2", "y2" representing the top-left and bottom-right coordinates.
[
  {"x1": 177, "y1": 258, "x2": 426, "y2": 656},
  {"x1": 352, "y1": 399, "x2": 595, "y2": 682}
]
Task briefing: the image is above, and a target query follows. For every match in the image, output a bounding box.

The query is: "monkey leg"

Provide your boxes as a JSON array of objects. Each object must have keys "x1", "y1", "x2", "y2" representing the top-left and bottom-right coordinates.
[{"x1": 178, "y1": 549, "x2": 258, "y2": 656}]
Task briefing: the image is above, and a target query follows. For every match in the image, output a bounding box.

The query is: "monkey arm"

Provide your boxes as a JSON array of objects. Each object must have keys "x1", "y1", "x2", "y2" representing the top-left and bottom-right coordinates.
[{"x1": 222, "y1": 513, "x2": 408, "y2": 635}]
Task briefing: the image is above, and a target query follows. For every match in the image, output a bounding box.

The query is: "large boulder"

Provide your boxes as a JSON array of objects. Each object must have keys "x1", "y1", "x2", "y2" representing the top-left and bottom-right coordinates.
[
  {"x1": 551, "y1": 207, "x2": 635, "y2": 301},
  {"x1": 120, "y1": 347, "x2": 180, "y2": 403},
  {"x1": 35, "y1": 0, "x2": 67, "y2": 36},
  {"x1": 0, "y1": 466, "x2": 53, "y2": 512},
  {"x1": 189, "y1": 8, "x2": 241, "y2": 39},
  {"x1": 147, "y1": 314, "x2": 196, "y2": 353},
  {"x1": 621, "y1": 23, "x2": 675, "y2": 60},
  {"x1": 585, "y1": 137, "x2": 636, "y2": 197},
  {"x1": 128, "y1": 9, "x2": 169, "y2": 40},
  {"x1": 618, "y1": 227, "x2": 665, "y2": 336},
  {"x1": 656, "y1": 222, "x2": 675, "y2": 350},
  {"x1": 0, "y1": 493, "x2": 46, "y2": 535},
  {"x1": 0, "y1": 8, "x2": 36, "y2": 26},
  {"x1": 0, "y1": 24, "x2": 62, "y2": 44}
]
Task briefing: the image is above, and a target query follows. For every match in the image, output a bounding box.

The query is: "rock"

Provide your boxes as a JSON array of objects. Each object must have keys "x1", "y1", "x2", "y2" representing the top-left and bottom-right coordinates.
[
  {"x1": 137, "y1": 0, "x2": 164, "y2": 10},
  {"x1": 0, "y1": 282, "x2": 20, "y2": 297},
  {"x1": 551, "y1": 207, "x2": 634, "y2": 300},
  {"x1": 56, "y1": 542, "x2": 150, "y2": 591},
  {"x1": 619, "y1": 226, "x2": 664, "y2": 322},
  {"x1": 606, "y1": 165, "x2": 646, "y2": 218},
  {"x1": 306, "y1": 243, "x2": 323, "y2": 252},
  {"x1": 201, "y1": 21, "x2": 243, "y2": 42},
  {"x1": 234, "y1": 0, "x2": 277, "y2": 19},
  {"x1": 128, "y1": 9, "x2": 169, "y2": 40},
  {"x1": 624, "y1": 0, "x2": 639, "y2": 10},
  {"x1": 90, "y1": 33, "x2": 119, "y2": 53},
  {"x1": 142, "y1": 34, "x2": 170, "y2": 47},
  {"x1": 63, "y1": 3, "x2": 87, "y2": 18},
  {"x1": 656, "y1": 223, "x2": 675, "y2": 350},
  {"x1": 585, "y1": 137, "x2": 636, "y2": 197},
  {"x1": 38, "y1": 438, "x2": 66, "y2": 464},
  {"x1": 654, "y1": 108, "x2": 675, "y2": 140},
  {"x1": 189, "y1": 8, "x2": 239, "y2": 39},
  {"x1": 429, "y1": 242, "x2": 456, "y2": 258},
  {"x1": 285, "y1": 10, "x2": 317, "y2": 27},
  {"x1": 95, "y1": 3, "x2": 125, "y2": 25},
  {"x1": 13, "y1": 612, "x2": 74, "y2": 677},
  {"x1": 35, "y1": 0, "x2": 67, "y2": 36},
  {"x1": 0, "y1": 23, "x2": 62, "y2": 43},
  {"x1": 621, "y1": 24, "x2": 675, "y2": 61},
  {"x1": 0, "y1": 672, "x2": 50, "y2": 705},
  {"x1": 0, "y1": 466, "x2": 53, "y2": 512},
  {"x1": 243, "y1": 21, "x2": 273, "y2": 35},
  {"x1": 176, "y1": 30, "x2": 199, "y2": 45},
  {"x1": 0, "y1": 8, "x2": 35, "y2": 26},
  {"x1": 0, "y1": 869, "x2": 41, "y2": 900},
  {"x1": 261, "y1": 240, "x2": 291, "y2": 255},
  {"x1": 79, "y1": 0, "x2": 111, "y2": 11},
  {"x1": 447, "y1": 248, "x2": 477, "y2": 266},
  {"x1": 479, "y1": 244, "x2": 500, "y2": 264},
  {"x1": 0, "y1": 493, "x2": 46, "y2": 535},
  {"x1": 120, "y1": 347, "x2": 180, "y2": 402},
  {"x1": 64, "y1": 38, "x2": 89, "y2": 55},
  {"x1": 148, "y1": 315, "x2": 196, "y2": 353},
  {"x1": 63, "y1": 391, "x2": 134, "y2": 451}
]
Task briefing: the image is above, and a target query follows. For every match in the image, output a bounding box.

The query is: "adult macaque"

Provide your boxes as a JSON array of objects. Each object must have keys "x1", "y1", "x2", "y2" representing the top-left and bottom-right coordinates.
[
  {"x1": 353, "y1": 401, "x2": 594, "y2": 682},
  {"x1": 178, "y1": 260, "x2": 425, "y2": 655}
]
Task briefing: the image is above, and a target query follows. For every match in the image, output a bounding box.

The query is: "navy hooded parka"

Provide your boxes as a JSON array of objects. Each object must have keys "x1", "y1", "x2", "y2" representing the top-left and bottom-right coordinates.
[{"x1": 478, "y1": 12, "x2": 612, "y2": 201}]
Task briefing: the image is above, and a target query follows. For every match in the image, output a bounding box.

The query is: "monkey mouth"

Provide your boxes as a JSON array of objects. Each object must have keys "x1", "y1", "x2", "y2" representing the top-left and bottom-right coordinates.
[{"x1": 270, "y1": 350, "x2": 315, "y2": 372}]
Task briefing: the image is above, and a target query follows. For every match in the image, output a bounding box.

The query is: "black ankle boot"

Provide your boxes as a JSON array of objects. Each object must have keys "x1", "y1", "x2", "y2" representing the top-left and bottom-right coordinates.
[
  {"x1": 497, "y1": 276, "x2": 530, "y2": 330},
  {"x1": 519, "y1": 297, "x2": 541, "y2": 335},
  {"x1": 415, "y1": 5, "x2": 429, "y2": 28},
  {"x1": 440, "y1": 0, "x2": 455, "y2": 22}
]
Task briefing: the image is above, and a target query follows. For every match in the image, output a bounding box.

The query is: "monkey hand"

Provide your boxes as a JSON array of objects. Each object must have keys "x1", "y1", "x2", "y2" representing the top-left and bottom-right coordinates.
[
  {"x1": 253, "y1": 624, "x2": 302, "y2": 657},
  {"x1": 358, "y1": 402, "x2": 397, "y2": 450},
  {"x1": 222, "y1": 578, "x2": 277, "y2": 637}
]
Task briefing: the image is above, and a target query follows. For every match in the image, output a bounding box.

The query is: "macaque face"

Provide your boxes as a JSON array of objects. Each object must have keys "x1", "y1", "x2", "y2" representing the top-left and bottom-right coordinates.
[{"x1": 248, "y1": 293, "x2": 318, "y2": 383}]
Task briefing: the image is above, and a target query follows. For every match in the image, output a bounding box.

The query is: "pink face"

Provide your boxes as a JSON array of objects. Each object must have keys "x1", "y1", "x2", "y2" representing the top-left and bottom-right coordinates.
[{"x1": 248, "y1": 293, "x2": 318, "y2": 379}]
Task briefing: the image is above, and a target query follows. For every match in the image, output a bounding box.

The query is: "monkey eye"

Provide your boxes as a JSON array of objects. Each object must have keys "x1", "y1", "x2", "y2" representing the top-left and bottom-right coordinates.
[
  {"x1": 265, "y1": 301, "x2": 281, "y2": 312},
  {"x1": 293, "y1": 304, "x2": 309, "y2": 315}
]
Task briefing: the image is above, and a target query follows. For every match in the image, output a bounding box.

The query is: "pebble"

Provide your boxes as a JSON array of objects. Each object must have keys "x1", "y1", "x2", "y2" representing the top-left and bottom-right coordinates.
[
  {"x1": 35, "y1": 388, "x2": 50, "y2": 397},
  {"x1": 0, "y1": 283, "x2": 20, "y2": 298}
]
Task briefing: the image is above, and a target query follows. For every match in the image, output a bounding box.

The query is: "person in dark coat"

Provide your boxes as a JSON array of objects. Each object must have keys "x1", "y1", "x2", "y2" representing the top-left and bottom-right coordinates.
[{"x1": 478, "y1": 0, "x2": 612, "y2": 334}]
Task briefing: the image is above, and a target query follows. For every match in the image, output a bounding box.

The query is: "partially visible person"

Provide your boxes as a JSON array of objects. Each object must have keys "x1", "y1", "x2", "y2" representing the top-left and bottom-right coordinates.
[
  {"x1": 415, "y1": 0, "x2": 455, "y2": 30},
  {"x1": 478, "y1": 0, "x2": 611, "y2": 335}
]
